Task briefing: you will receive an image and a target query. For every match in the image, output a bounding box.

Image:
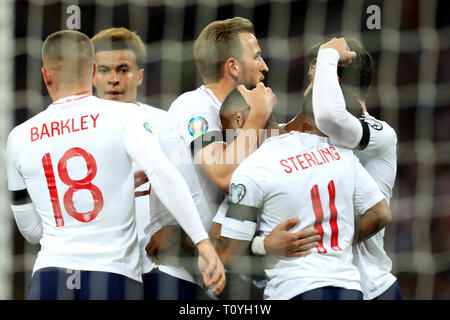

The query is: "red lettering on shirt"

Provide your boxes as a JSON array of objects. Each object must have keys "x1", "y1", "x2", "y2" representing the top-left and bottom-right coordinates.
[
  {"x1": 91, "y1": 114, "x2": 100, "y2": 128},
  {"x1": 31, "y1": 127, "x2": 39, "y2": 142},
  {"x1": 30, "y1": 114, "x2": 100, "y2": 142},
  {"x1": 295, "y1": 154, "x2": 308, "y2": 170},
  {"x1": 280, "y1": 159, "x2": 292, "y2": 173},
  {"x1": 280, "y1": 147, "x2": 341, "y2": 173},
  {"x1": 80, "y1": 115, "x2": 88, "y2": 130},
  {"x1": 40, "y1": 124, "x2": 50, "y2": 139},
  {"x1": 303, "y1": 152, "x2": 317, "y2": 167},
  {"x1": 330, "y1": 146, "x2": 340, "y2": 160},
  {"x1": 51, "y1": 121, "x2": 60, "y2": 137}
]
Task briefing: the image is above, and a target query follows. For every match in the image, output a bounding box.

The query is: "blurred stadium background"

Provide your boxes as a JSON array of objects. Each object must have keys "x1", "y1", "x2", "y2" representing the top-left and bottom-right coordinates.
[{"x1": 0, "y1": 0, "x2": 449, "y2": 300}]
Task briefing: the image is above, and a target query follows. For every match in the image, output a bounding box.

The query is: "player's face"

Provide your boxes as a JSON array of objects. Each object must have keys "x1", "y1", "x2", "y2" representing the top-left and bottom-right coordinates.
[
  {"x1": 94, "y1": 49, "x2": 143, "y2": 103},
  {"x1": 236, "y1": 33, "x2": 268, "y2": 86},
  {"x1": 304, "y1": 61, "x2": 316, "y2": 96}
]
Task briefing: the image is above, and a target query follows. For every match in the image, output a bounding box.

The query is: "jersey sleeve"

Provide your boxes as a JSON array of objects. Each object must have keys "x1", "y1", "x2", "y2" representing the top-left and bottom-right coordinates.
[
  {"x1": 6, "y1": 128, "x2": 43, "y2": 244},
  {"x1": 221, "y1": 168, "x2": 264, "y2": 241},
  {"x1": 171, "y1": 98, "x2": 225, "y2": 157},
  {"x1": 357, "y1": 118, "x2": 397, "y2": 157},
  {"x1": 313, "y1": 48, "x2": 363, "y2": 149},
  {"x1": 6, "y1": 129, "x2": 26, "y2": 192},
  {"x1": 353, "y1": 156, "x2": 385, "y2": 215},
  {"x1": 212, "y1": 197, "x2": 229, "y2": 225},
  {"x1": 123, "y1": 107, "x2": 209, "y2": 244}
]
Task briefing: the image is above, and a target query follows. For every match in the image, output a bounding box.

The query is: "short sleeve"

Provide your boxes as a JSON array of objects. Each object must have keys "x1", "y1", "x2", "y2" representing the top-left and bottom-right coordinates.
[
  {"x1": 221, "y1": 169, "x2": 264, "y2": 241},
  {"x1": 353, "y1": 157, "x2": 385, "y2": 215},
  {"x1": 123, "y1": 106, "x2": 168, "y2": 166},
  {"x1": 170, "y1": 96, "x2": 224, "y2": 156}
]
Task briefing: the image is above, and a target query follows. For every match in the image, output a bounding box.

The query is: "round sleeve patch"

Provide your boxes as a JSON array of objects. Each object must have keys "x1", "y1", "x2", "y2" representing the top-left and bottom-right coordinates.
[
  {"x1": 363, "y1": 117, "x2": 383, "y2": 131},
  {"x1": 229, "y1": 183, "x2": 246, "y2": 204},
  {"x1": 187, "y1": 116, "x2": 209, "y2": 138},
  {"x1": 143, "y1": 122, "x2": 153, "y2": 134}
]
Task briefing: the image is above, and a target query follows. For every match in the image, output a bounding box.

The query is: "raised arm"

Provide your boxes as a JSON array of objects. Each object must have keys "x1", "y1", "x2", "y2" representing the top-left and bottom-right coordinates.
[{"x1": 312, "y1": 38, "x2": 362, "y2": 149}]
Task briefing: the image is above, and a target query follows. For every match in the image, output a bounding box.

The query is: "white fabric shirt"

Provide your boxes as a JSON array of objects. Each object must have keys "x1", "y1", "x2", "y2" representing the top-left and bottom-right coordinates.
[
  {"x1": 131, "y1": 103, "x2": 170, "y2": 275},
  {"x1": 7, "y1": 95, "x2": 208, "y2": 282},
  {"x1": 314, "y1": 48, "x2": 398, "y2": 299},
  {"x1": 148, "y1": 85, "x2": 225, "y2": 284},
  {"x1": 221, "y1": 131, "x2": 384, "y2": 300}
]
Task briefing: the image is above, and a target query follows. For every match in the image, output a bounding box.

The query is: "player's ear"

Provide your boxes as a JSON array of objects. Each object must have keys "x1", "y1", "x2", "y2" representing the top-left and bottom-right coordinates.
[
  {"x1": 231, "y1": 111, "x2": 245, "y2": 129},
  {"x1": 302, "y1": 120, "x2": 314, "y2": 133},
  {"x1": 136, "y1": 68, "x2": 144, "y2": 87},
  {"x1": 225, "y1": 57, "x2": 239, "y2": 79},
  {"x1": 41, "y1": 67, "x2": 51, "y2": 86}
]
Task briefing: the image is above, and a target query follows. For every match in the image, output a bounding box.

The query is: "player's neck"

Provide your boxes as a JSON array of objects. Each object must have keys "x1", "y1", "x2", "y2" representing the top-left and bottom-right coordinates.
[
  {"x1": 204, "y1": 79, "x2": 235, "y2": 103},
  {"x1": 267, "y1": 123, "x2": 284, "y2": 137},
  {"x1": 50, "y1": 86, "x2": 92, "y2": 102}
]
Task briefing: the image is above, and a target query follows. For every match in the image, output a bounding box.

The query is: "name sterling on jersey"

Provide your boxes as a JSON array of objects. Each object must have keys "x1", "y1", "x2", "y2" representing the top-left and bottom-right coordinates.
[
  {"x1": 280, "y1": 146, "x2": 341, "y2": 173},
  {"x1": 30, "y1": 113, "x2": 100, "y2": 142}
]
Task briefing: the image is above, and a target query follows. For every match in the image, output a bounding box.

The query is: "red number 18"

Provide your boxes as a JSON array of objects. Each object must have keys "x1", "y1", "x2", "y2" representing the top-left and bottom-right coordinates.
[{"x1": 42, "y1": 147, "x2": 104, "y2": 227}]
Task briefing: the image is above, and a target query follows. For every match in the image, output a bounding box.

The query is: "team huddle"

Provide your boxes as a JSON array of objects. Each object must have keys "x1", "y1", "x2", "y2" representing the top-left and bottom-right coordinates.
[{"x1": 6, "y1": 17, "x2": 403, "y2": 300}]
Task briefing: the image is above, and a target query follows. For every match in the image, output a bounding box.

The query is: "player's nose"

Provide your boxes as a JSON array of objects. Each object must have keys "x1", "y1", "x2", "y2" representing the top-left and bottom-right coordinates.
[
  {"x1": 260, "y1": 58, "x2": 269, "y2": 74},
  {"x1": 108, "y1": 71, "x2": 119, "y2": 85}
]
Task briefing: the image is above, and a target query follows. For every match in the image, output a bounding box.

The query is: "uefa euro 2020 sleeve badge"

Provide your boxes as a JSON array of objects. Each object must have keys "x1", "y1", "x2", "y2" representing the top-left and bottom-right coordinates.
[{"x1": 187, "y1": 116, "x2": 209, "y2": 138}]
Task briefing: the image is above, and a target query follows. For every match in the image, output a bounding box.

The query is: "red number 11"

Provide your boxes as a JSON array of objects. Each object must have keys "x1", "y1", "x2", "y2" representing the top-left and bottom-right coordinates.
[{"x1": 310, "y1": 180, "x2": 342, "y2": 254}]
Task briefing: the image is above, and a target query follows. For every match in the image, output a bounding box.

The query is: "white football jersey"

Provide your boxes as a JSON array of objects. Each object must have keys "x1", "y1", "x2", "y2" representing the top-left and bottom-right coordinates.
[
  {"x1": 314, "y1": 48, "x2": 399, "y2": 299},
  {"x1": 131, "y1": 103, "x2": 170, "y2": 275},
  {"x1": 6, "y1": 95, "x2": 167, "y2": 282},
  {"x1": 352, "y1": 115, "x2": 398, "y2": 300},
  {"x1": 146, "y1": 85, "x2": 225, "y2": 284},
  {"x1": 221, "y1": 131, "x2": 384, "y2": 300},
  {"x1": 166, "y1": 85, "x2": 225, "y2": 231}
]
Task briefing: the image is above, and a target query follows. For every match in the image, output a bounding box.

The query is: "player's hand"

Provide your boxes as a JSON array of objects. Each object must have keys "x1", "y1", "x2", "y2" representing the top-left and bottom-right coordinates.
[
  {"x1": 237, "y1": 82, "x2": 277, "y2": 121},
  {"x1": 319, "y1": 37, "x2": 357, "y2": 67},
  {"x1": 196, "y1": 239, "x2": 226, "y2": 296},
  {"x1": 264, "y1": 217, "x2": 320, "y2": 257},
  {"x1": 134, "y1": 170, "x2": 150, "y2": 197},
  {"x1": 145, "y1": 225, "x2": 177, "y2": 264}
]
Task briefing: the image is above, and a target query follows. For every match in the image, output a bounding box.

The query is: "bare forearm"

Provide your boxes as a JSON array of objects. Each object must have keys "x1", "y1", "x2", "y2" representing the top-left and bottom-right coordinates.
[{"x1": 354, "y1": 200, "x2": 392, "y2": 244}]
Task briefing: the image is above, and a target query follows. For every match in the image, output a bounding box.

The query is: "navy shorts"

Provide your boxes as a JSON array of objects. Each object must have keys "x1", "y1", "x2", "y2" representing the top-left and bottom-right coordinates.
[
  {"x1": 27, "y1": 267, "x2": 143, "y2": 300},
  {"x1": 373, "y1": 281, "x2": 403, "y2": 300},
  {"x1": 291, "y1": 286, "x2": 363, "y2": 300},
  {"x1": 143, "y1": 268, "x2": 205, "y2": 300}
]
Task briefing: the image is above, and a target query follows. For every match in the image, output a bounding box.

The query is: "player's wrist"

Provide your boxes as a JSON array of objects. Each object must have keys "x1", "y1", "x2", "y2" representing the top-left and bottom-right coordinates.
[{"x1": 251, "y1": 236, "x2": 267, "y2": 256}]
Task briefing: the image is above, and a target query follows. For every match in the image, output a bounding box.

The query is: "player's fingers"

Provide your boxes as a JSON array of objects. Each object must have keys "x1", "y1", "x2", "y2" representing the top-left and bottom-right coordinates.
[
  {"x1": 277, "y1": 217, "x2": 300, "y2": 231},
  {"x1": 293, "y1": 240, "x2": 320, "y2": 253},
  {"x1": 348, "y1": 50, "x2": 357, "y2": 59},
  {"x1": 293, "y1": 228, "x2": 318, "y2": 240},
  {"x1": 146, "y1": 240, "x2": 157, "y2": 256},
  {"x1": 236, "y1": 84, "x2": 250, "y2": 96},
  {"x1": 290, "y1": 249, "x2": 312, "y2": 258},
  {"x1": 212, "y1": 271, "x2": 226, "y2": 295},
  {"x1": 202, "y1": 271, "x2": 212, "y2": 288},
  {"x1": 135, "y1": 190, "x2": 150, "y2": 198},
  {"x1": 256, "y1": 82, "x2": 266, "y2": 89}
]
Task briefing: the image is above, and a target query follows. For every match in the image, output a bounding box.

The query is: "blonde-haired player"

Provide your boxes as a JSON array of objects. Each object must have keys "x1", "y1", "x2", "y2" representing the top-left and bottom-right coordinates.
[{"x1": 7, "y1": 30, "x2": 225, "y2": 300}]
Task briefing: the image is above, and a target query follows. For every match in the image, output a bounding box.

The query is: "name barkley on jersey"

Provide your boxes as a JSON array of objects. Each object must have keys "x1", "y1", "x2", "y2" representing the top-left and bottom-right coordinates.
[
  {"x1": 280, "y1": 146, "x2": 341, "y2": 173},
  {"x1": 30, "y1": 113, "x2": 100, "y2": 142}
]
